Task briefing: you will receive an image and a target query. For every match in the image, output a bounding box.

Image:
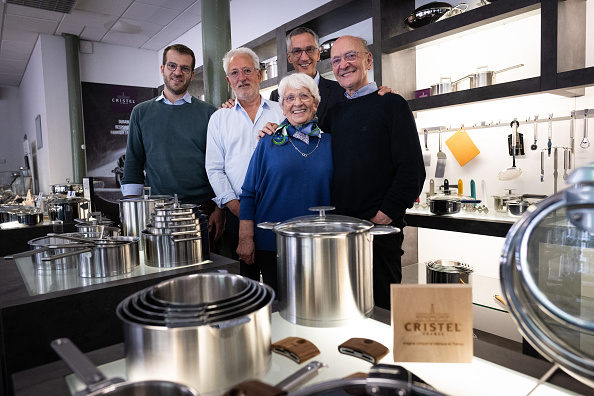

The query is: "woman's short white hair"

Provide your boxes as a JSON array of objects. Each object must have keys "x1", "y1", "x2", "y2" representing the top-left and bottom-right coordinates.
[
  {"x1": 278, "y1": 73, "x2": 321, "y2": 106},
  {"x1": 222, "y1": 47, "x2": 260, "y2": 74}
]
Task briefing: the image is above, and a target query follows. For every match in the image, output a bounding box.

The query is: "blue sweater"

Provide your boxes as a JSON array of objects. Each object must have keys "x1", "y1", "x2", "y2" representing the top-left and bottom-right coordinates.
[
  {"x1": 239, "y1": 132, "x2": 333, "y2": 251},
  {"x1": 121, "y1": 97, "x2": 217, "y2": 204}
]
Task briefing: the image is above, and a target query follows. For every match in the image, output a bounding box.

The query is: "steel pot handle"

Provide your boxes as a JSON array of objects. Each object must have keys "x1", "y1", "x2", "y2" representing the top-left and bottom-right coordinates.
[
  {"x1": 4, "y1": 246, "x2": 52, "y2": 260},
  {"x1": 51, "y1": 338, "x2": 125, "y2": 392},
  {"x1": 171, "y1": 235, "x2": 202, "y2": 243},
  {"x1": 494, "y1": 63, "x2": 524, "y2": 74},
  {"x1": 258, "y1": 222, "x2": 280, "y2": 230},
  {"x1": 369, "y1": 225, "x2": 401, "y2": 235},
  {"x1": 40, "y1": 247, "x2": 94, "y2": 261}
]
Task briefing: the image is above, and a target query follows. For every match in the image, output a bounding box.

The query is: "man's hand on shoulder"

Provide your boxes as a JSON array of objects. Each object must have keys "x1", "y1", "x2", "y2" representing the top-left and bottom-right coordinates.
[
  {"x1": 377, "y1": 85, "x2": 397, "y2": 96},
  {"x1": 258, "y1": 122, "x2": 279, "y2": 139},
  {"x1": 220, "y1": 98, "x2": 236, "y2": 109}
]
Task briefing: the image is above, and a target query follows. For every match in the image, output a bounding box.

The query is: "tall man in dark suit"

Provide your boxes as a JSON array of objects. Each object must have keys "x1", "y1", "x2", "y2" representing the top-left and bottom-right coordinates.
[{"x1": 269, "y1": 27, "x2": 345, "y2": 122}]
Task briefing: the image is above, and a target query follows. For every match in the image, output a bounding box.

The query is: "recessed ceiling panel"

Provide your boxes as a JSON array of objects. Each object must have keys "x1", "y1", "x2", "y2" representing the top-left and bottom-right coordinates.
[
  {"x1": 75, "y1": 0, "x2": 133, "y2": 16},
  {"x1": 3, "y1": 15, "x2": 60, "y2": 34},
  {"x1": 123, "y1": 3, "x2": 179, "y2": 25}
]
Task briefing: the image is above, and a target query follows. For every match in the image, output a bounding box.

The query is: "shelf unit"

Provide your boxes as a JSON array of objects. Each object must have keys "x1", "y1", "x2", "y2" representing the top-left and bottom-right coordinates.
[
  {"x1": 377, "y1": 0, "x2": 594, "y2": 111},
  {"x1": 189, "y1": 0, "x2": 592, "y2": 111}
]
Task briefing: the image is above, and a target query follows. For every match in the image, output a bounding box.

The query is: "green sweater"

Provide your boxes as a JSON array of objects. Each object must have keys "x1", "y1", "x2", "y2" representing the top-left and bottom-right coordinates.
[{"x1": 122, "y1": 97, "x2": 217, "y2": 204}]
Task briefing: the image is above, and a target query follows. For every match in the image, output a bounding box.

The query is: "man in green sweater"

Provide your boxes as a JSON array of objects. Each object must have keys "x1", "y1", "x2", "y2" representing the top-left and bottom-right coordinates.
[{"x1": 121, "y1": 44, "x2": 225, "y2": 242}]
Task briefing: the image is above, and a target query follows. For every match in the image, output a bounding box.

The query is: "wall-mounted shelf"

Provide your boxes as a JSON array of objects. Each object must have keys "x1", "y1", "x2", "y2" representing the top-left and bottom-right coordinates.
[
  {"x1": 408, "y1": 77, "x2": 541, "y2": 112},
  {"x1": 382, "y1": 0, "x2": 541, "y2": 53}
]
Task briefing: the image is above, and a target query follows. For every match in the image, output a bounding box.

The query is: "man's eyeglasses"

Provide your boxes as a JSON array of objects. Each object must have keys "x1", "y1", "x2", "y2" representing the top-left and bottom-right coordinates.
[
  {"x1": 283, "y1": 93, "x2": 313, "y2": 104},
  {"x1": 329, "y1": 51, "x2": 368, "y2": 67},
  {"x1": 165, "y1": 62, "x2": 193, "y2": 74},
  {"x1": 227, "y1": 67, "x2": 259, "y2": 79},
  {"x1": 289, "y1": 47, "x2": 318, "y2": 57}
]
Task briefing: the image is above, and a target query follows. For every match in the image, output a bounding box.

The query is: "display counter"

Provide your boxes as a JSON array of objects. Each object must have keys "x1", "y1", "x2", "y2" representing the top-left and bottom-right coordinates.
[
  {"x1": 12, "y1": 311, "x2": 593, "y2": 396},
  {"x1": 405, "y1": 206, "x2": 515, "y2": 238},
  {"x1": 0, "y1": 253, "x2": 239, "y2": 396}
]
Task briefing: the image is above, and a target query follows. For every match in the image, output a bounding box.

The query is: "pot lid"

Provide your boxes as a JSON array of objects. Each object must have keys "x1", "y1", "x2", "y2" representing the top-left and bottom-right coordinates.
[
  {"x1": 493, "y1": 189, "x2": 521, "y2": 199},
  {"x1": 500, "y1": 163, "x2": 594, "y2": 387},
  {"x1": 267, "y1": 206, "x2": 374, "y2": 236}
]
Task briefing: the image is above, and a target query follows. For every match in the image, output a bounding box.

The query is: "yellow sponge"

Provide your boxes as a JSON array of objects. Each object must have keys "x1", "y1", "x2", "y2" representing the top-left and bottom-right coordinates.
[{"x1": 445, "y1": 128, "x2": 480, "y2": 167}]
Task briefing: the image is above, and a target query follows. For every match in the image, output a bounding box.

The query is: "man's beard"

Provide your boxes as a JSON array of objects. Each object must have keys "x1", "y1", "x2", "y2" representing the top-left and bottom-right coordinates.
[{"x1": 164, "y1": 76, "x2": 190, "y2": 96}]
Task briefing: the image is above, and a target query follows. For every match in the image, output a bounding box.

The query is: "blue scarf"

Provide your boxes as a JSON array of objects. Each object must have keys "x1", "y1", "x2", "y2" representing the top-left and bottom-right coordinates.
[{"x1": 272, "y1": 117, "x2": 320, "y2": 146}]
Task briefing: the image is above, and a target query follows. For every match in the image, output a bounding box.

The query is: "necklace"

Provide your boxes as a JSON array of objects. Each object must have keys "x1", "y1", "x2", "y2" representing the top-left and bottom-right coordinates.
[{"x1": 288, "y1": 136, "x2": 320, "y2": 157}]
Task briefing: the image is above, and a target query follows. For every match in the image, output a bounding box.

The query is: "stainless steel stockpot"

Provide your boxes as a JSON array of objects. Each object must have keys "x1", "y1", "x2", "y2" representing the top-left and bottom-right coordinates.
[
  {"x1": 259, "y1": 206, "x2": 400, "y2": 327},
  {"x1": 119, "y1": 189, "x2": 173, "y2": 250},
  {"x1": 426, "y1": 259, "x2": 473, "y2": 284},
  {"x1": 116, "y1": 273, "x2": 274, "y2": 395},
  {"x1": 47, "y1": 197, "x2": 89, "y2": 223}
]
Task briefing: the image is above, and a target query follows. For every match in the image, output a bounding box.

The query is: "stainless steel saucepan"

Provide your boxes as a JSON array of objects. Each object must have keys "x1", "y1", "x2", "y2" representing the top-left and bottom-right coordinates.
[{"x1": 51, "y1": 338, "x2": 198, "y2": 396}]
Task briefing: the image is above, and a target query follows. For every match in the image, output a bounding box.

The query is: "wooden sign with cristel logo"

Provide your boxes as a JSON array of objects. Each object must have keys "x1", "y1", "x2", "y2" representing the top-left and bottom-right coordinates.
[{"x1": 391, "y1": 284, "x2": 473, "y2": 363}]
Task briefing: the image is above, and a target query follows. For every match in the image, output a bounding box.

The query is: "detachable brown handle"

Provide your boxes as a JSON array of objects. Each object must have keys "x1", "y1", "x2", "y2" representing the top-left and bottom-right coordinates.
[
  {"x1": 272, "y1": 337, "x2": 320, "y2": 364},
  {"x1": 338, "y1": 338, "x2": 390, "y2": 364}
]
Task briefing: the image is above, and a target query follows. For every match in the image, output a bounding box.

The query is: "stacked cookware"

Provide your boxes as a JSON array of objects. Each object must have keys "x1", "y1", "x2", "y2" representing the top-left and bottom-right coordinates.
[
  {"x1": 119, "y1": 188, "x2": 174, "y2": 251},
  {"x1": 142, "y1": 201, "x2": 209, "y2": 268},
  {"x1": 5, "y1": 232, "x2": 140, "y2": 278},
  {"x1": 116, "y1": 273, "x2": 274, "y2": 395}
]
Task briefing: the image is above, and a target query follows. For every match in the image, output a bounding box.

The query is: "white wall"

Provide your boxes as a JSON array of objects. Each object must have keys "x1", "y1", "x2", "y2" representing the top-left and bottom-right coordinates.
[
  {"x1": 0, "y1": 86, "x2": 24, "y2": 172},
  {"x1": 78, "y1": 41, "x2": 160, "y2": 87}
]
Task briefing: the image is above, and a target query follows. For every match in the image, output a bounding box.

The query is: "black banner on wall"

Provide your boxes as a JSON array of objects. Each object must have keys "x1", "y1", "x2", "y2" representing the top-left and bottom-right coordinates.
[{"x1": 81, "y1": 82, "x2": 157, "y2": 189}]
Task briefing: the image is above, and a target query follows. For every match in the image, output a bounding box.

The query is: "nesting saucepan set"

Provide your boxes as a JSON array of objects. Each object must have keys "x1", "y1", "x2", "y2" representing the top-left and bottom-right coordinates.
[{"x1": 116, "y1": 273, "x2": 275, "y2": 395}]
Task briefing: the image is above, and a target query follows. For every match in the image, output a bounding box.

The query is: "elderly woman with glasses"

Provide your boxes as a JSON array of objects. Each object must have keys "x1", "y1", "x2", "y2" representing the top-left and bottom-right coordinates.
[{"x1": 236, "y1": 73, "x2": 332, "y2": 293}]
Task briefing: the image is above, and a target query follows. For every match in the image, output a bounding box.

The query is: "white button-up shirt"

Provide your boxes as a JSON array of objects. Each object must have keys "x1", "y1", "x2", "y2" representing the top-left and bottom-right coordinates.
[{"x1": 206, "y1": 96, "x2": 284, "y2": 208}]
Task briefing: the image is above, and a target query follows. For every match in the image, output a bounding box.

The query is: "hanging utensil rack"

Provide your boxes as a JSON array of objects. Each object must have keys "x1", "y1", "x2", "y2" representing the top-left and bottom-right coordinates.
[{"x1": 418, "y1": 109, "x2": 591, "y2": 135}]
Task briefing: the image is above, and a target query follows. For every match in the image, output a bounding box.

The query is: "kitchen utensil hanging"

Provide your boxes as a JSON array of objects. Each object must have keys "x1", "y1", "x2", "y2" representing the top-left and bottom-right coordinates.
[
  {"x1": 507, "y1": 120, "x2": 524, "y2": 156},
  {"x1": 435, "y1": 130, "x2": 447, "y2": 178},
  {"x1": 531, "y1": 115, "x2": 538, "y2": 150},
  {"x1": 445, "y1": 126, "x2": 480, "y2": 166},
  {"x1": 498, "y1": 120, "x2": 522, "y2": 181},
  {"x1": 581, "y1": 109, "x2": 590, "y2": 148},
  {"x1": 423, "y1": 129, "x2": 431, "y2": 166}
]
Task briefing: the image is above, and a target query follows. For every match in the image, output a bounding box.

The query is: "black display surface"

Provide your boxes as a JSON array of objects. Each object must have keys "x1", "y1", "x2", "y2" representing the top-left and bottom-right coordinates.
[{"x1": 0, "y1": 253, "x2": 238, "y2": 396}]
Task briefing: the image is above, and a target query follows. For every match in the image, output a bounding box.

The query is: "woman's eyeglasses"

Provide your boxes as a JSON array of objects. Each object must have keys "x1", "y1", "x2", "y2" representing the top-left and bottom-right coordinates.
[{"x1": 284, "y1": 93, "x2": 313, "y2": 104}]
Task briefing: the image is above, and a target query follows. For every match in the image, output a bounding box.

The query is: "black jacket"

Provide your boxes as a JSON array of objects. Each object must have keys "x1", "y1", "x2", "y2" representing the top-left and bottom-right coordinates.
[{"x1": 269, "y1": 75, "x2": 346, "y2": 124}]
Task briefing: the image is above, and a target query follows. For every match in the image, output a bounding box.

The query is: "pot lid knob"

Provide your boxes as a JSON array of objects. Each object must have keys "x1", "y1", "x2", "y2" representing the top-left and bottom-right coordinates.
[
  {"x1": 564, "y1": 162, "x2": 594, "y2": 233},
  {"x1": 308, "y1": 206, "x2": 335, "y2": 218}
]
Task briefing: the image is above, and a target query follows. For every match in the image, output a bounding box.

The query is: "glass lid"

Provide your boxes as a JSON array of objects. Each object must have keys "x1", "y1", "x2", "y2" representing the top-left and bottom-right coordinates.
[
  {"x1": 271, "y1": 206, "x2": 374, "y2": 236},
  {"x1": 500, "y1": 163, "x2": 594, "y2": 387}
]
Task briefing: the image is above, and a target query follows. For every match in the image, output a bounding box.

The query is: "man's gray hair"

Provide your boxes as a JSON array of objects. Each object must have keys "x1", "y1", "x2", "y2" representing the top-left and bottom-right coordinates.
[
  {"x1": 278, "y1": 73, "x2": 321, "y2": 106},
  {"x1": 222, "y1": 47, "x2": 260, "y2": 73},
  {"x1": 286, "y1": 27, "x2": 319, "y2": 51}
]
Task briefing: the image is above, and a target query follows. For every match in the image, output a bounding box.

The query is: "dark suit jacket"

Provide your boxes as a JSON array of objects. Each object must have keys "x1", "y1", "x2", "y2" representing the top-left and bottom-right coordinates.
[{"x1": 269, "y1": 75, "x2": 346, "y2": 124}]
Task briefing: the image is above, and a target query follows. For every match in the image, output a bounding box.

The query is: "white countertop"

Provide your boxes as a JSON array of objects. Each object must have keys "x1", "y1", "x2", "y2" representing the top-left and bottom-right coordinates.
[{"x1": 65, "y1": 313, "x2": 582, "y2": 396}]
